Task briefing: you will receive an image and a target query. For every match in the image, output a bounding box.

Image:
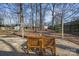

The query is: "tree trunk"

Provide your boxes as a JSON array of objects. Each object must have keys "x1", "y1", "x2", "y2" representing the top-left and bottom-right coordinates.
[
  {"x1": 30, "y1": 3, "x2": 34, "y2": 30},
  {"x1": 52, "y1": 4, "x2": 55, "y2": 29},
  {"x1": 61, "y1": 11, "x2": 64, "y2": 39},
  {"x1": 40, "y1": 3, "x2": 42, "y2": 30},
  {"x1": 35, "y1": 3, "x2": 38, "y2": 31},
  {"x1": 19, "y1": 3, "x2": 24, "y2": 38}
]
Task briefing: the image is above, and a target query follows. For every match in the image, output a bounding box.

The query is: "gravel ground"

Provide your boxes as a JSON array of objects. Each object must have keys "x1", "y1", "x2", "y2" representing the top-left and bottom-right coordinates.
[
  {"x1": 0, "y1": 35, "x2": 79, "y2": 56},
  {"x1": 56, "y1": 39, "x2": 79, "y2": 56},
  {"x1": 0, "y1": 35, "x2": 27, "y2": 56}
]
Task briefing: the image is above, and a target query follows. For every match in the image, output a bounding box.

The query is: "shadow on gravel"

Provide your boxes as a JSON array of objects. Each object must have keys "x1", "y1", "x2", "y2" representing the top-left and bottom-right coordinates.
[
  {"x1": 56, "y1": 44, "x2": 79, "y2": 54},
  {"x1": 0, "y1": 51, "x2": 27, "y2": 56},
  {"x1": 0, "y1": 39, "x2": 17, "y2": 52},
  {"x1": 0, "y1": 39, "x2": 26, "y2": 56}
]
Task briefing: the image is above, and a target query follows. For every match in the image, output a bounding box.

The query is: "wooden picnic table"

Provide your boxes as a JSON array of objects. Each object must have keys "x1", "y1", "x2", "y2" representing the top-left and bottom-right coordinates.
[{"x1": 14, "y1": 32, "x2": 56, "y2": 55}]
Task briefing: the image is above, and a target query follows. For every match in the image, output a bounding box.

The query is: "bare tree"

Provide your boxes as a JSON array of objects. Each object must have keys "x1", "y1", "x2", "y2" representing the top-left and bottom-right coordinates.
[
  {"x1": 35, "y1": 3, "x2": 38, "y2": 31},
  {"x1": 61, "y1": 4, "x2": 68, "y2": 39},
  {"x1": 39, "y1": 3, "x2": 42, "y2": 30},
  {"x1": 19, "y1": 3, "x2": 24, "y2": 38},
  {"x1": 52, "y1": 4, "x2": 55, "y2": 28},
  {"x1": 30, "y1": 3, "x2": 34, "y2": 30},
  {"x1": 42, "y1": 4, "x2": 49, "y2": 30}
]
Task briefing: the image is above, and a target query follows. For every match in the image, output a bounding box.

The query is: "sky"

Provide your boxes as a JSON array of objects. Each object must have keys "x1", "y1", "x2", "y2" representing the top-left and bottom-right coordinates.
[{"x1": 0, "y1": 3, "x2": 79, "y2": 26}]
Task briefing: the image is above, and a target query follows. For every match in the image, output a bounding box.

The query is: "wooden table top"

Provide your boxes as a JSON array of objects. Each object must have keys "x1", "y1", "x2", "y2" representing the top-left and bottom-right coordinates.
[{"x1": 14, "y1": 31, "x2": 55, "y2": 39}]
